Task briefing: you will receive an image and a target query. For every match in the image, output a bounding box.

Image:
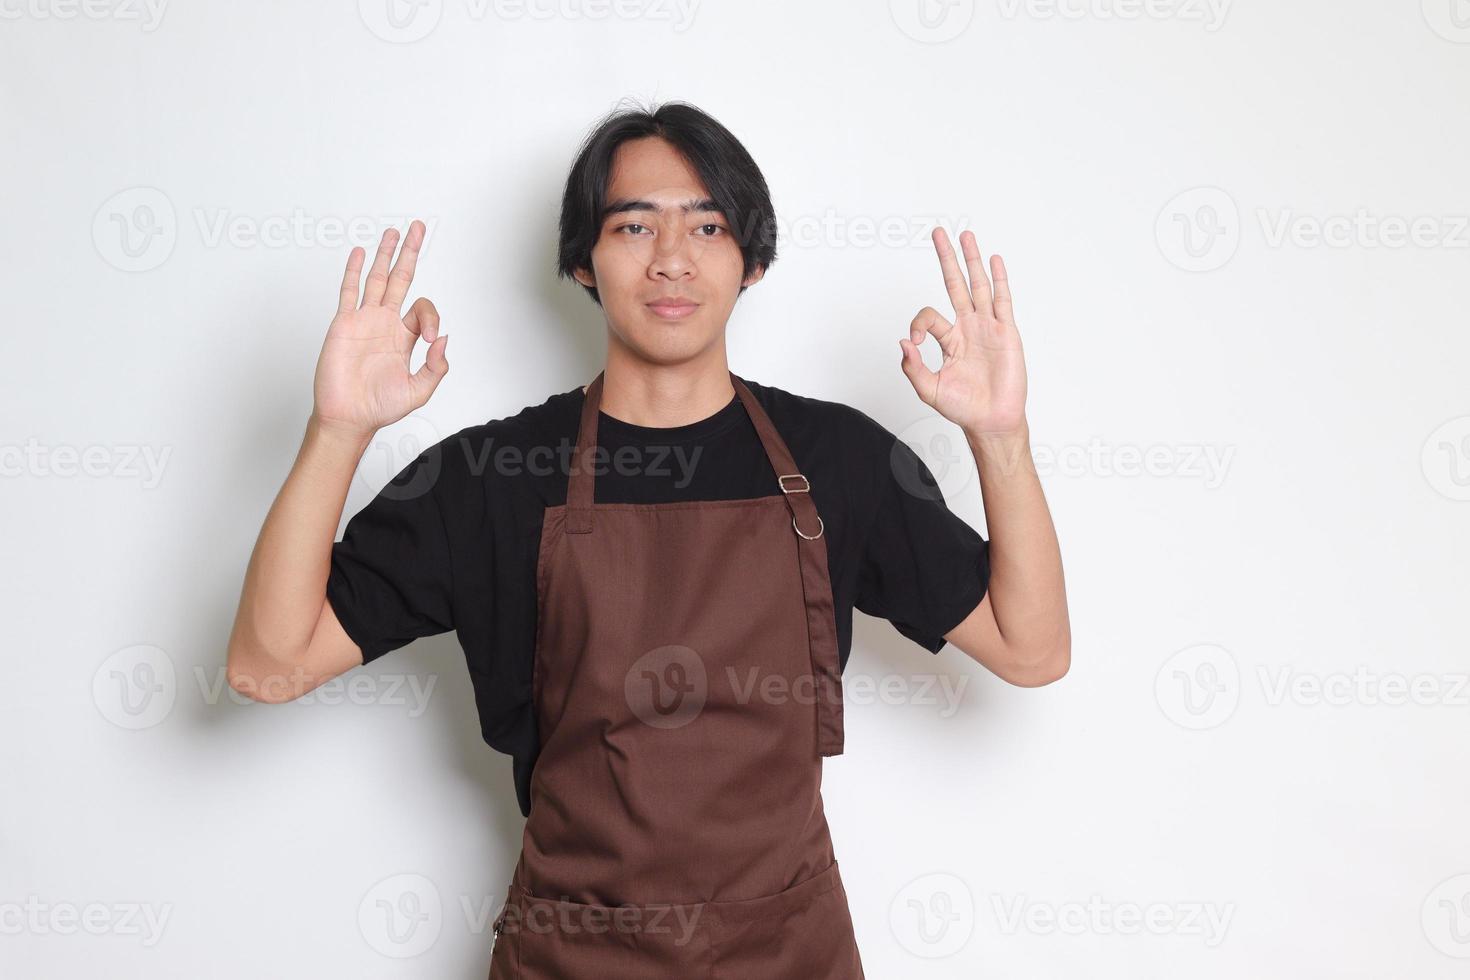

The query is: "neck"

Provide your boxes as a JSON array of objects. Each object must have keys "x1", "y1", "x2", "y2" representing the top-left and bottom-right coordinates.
[{"x1": 588, "y1": 349, "x2": 736, "y2": 428}]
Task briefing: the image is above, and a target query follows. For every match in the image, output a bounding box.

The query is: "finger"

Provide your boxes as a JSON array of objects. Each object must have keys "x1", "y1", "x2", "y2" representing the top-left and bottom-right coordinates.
[
  {"x1": 960, "y1": 231, "x2": 993, "y2": 317},
  {"x1": 898, "y1": 337, "x2": 938, "y2": 406},
  {"x1": 409, "y1": 334, "x2": 449, "y2": 408},
  {"x1": 338, "y1": 246, "x2": 365, "y2": 313},
  {"x1": 362, "y1": 227, "x2": 400, "y2": 307},
  {"x1": 401, "y1": 297, "x2": 441, "y2": 355},
  {"x1": 990, "y1": 254, "x2": 1014, "y2": 323},
  {"x1": 911, "y1": 306, "x2": 958, "y2": 358},
  {"x1": 382, "y1": 220, "x2": 425, "y2": 312},
  {"x1": 932, "y1": 227, "x2": 974, "y2": 317}
]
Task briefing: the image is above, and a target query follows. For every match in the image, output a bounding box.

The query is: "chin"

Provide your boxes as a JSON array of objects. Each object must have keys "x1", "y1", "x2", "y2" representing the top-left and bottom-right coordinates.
[{"x1": 619, "y1": 332, "x2": 716, "y2": 366}]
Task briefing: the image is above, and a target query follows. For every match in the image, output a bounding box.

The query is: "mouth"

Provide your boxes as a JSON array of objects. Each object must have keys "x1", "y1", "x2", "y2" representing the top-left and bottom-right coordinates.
[{"x1": 646, "y1": 298, "x2": 699, "y2": 320}]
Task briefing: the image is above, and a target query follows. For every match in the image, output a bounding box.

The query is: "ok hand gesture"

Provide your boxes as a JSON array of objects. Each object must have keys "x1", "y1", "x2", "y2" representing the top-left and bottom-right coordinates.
[
  {"x1": 899, "y1": 229, "x2": 1027, "y2": 437},
  {"x1": 312, "y1": 220, "x2": 448, "y2": 439}
]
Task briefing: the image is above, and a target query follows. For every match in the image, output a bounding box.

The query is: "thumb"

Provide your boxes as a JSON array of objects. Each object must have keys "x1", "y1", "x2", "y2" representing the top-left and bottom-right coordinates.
[
  {"x1": 410, "y1": 333, "x2": 449, "y2": 407},
  {"x1": 898, "y1": 338, "x2": 937, "y2": 406}
]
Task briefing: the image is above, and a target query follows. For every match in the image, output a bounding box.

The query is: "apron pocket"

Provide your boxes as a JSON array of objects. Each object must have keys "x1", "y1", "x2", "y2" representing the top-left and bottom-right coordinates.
[
  {"x1": 511, "y1": 886, "x2": 714, "y2": 980},
  {"x1": 709, "y1": 861, "x2": 865, "y2": 980}
]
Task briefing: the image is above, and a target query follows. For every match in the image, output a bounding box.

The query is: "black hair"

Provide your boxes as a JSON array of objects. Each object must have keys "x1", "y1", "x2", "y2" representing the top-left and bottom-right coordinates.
[{"x1": 556, "y1": 99, "x2": 778, "y2": 306}]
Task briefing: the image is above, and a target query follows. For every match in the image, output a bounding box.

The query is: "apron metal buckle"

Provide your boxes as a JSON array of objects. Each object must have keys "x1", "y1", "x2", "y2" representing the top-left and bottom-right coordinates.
[
  {"x1": 792, "y1": 514, "x2": 825, "y2": 540},
  {"x1": 778, "y1": 473, "x2": 811, "y2": 494},
  {"x1": 492, "y1": 896, "x2": 510, "y2": 938}
]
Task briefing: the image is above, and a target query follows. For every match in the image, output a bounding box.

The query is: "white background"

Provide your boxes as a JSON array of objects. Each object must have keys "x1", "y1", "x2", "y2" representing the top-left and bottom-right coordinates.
[{"x1": 4, "y1": 1, "x2": 1469, "y2": 977}]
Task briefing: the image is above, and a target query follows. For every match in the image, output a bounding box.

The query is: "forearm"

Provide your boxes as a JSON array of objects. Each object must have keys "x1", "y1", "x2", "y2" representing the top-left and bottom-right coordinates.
[
  {"x1": 227, "y1": 414, "x2": 372, "y2": 669},
  {"x1": 966, "y1": 417, "x2": 1070, "y2": 670}
]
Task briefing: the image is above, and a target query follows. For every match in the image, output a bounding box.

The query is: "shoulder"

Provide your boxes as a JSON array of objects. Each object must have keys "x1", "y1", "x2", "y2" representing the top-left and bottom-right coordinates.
[
  {"x1": 736, "y1": 377, "x2": 909, "y2": 516},
  {"x1": 416, "y1": 385, "x2": 582, "y2": 503},
  {"x1": 451, "y1": 386, "x2": 579, "y2": 455},
  {"x1": 738, "y1": 376, "x2": 900, "y2": 458}
]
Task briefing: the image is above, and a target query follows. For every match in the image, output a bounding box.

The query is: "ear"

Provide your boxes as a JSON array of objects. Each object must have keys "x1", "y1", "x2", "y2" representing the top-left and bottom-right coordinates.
[
  {"x1": 573, "y1": 265, "x2": 596, "y2": 289},
  {"x1": 742, "y1": 265, "x2": 766, "y2": 288}
]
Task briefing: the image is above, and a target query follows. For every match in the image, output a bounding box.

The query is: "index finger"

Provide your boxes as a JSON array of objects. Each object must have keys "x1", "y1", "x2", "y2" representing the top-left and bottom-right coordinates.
[
  {"x1": 931, "y1": 227, "x2": 974, "y2": 317},
  {"x1": 382, "y1": 220, "x2": 426, "y2": 312}
]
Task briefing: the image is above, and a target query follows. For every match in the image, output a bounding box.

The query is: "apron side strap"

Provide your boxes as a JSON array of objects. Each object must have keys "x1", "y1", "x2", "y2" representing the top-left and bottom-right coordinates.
[
  {"x1": 796, "y1": 533, "x2": 846, "y2": 757},
  {"x1": 566, "y1": 372, "x2": 605, "y2": 534},
  {"x1": 730, "y1": 373, "x2": 846, "y2": 757}
]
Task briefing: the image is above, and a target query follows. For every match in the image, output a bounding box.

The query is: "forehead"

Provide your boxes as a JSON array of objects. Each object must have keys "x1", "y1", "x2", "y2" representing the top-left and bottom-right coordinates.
[{"x1": 604, "y1": 137, "x2": 713, "y2": 207}]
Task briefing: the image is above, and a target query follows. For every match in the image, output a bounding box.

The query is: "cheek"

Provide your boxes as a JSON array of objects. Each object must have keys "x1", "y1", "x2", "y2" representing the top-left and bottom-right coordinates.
[
  {"x1": 590, "y1": 238, "x2": 647, "y2": 286},
  {"x1": 709, "y1": 236, "x2": 748, "y2": 273}
]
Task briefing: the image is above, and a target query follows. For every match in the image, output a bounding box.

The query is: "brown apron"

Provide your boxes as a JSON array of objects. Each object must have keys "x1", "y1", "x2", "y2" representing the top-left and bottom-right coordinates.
[{"x1": 487, "y1": 370, "x2": 865, "y2": 979}]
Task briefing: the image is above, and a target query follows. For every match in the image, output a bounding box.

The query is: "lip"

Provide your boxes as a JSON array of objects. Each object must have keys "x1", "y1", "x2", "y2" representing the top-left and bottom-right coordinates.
[{"x1": 646, "y1": 297, "x2": 699, "y2": 320}]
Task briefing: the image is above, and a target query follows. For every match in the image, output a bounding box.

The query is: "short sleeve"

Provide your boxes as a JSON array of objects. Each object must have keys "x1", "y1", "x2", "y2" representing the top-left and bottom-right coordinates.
[
  {"x1": 854, "y1": 432, "x2": 990, "y2": 654},
  {"x1": 325, "y1": 442, "x2": 455, "y2": 664}
]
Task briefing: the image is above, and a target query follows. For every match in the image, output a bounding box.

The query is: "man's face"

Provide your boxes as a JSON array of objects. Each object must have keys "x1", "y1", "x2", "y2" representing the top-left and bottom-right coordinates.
[{"x1": 573, "y1": 136, "x2": 763, "y2": 365}]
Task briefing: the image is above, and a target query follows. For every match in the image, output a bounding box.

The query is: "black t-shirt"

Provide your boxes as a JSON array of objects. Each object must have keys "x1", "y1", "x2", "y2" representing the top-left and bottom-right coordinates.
[{"x1": 326, "y1": 376, "x2": 990, "y2": 816}]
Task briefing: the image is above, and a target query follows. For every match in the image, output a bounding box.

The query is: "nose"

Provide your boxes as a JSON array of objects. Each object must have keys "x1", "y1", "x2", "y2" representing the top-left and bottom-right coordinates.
[{"x1": 647, "y1": 215, "x2": 698, "y2": 281}]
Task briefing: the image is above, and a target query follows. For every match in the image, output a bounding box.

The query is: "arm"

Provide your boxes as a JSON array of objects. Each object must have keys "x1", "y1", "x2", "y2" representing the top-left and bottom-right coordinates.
[
  {"x1": 944, "y1": 420, "x2": 1069, "y2": 686},
  {"x1": 900, "y1": 228, "x2": 1070, "y2": 687},
  {"x1": 225, "y1": 220, "x2": 449, "y2": 703}
]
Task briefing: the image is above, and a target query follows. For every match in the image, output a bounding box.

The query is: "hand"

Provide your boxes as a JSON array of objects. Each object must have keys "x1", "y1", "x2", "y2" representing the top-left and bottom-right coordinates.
[
  {"x1": 899, "y1": 228, "x2": 1027, "y2": 437},
  {"x1": 312, "y1": 220, "x2": 448, "y2": 439}
]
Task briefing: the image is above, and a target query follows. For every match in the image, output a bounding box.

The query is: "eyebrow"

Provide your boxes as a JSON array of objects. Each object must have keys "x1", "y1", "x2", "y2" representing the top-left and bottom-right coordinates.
[{"x1": 601, "y1": 197, "x2": 725, "y2": 221}]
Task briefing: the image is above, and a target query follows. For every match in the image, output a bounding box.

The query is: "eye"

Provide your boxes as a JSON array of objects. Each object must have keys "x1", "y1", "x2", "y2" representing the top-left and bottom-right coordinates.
[
  {"x1": 696, "y1": 223, "x2": 725, "y2": 236},
  {"x1": 615, "y1": 223, "x2": 651, "y2": 236}
]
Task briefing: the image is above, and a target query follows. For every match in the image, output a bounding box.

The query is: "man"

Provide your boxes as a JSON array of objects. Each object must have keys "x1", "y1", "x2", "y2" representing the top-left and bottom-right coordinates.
[{"x1": 226, "y1": 101, "x2": 1068, "y2": 979}]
